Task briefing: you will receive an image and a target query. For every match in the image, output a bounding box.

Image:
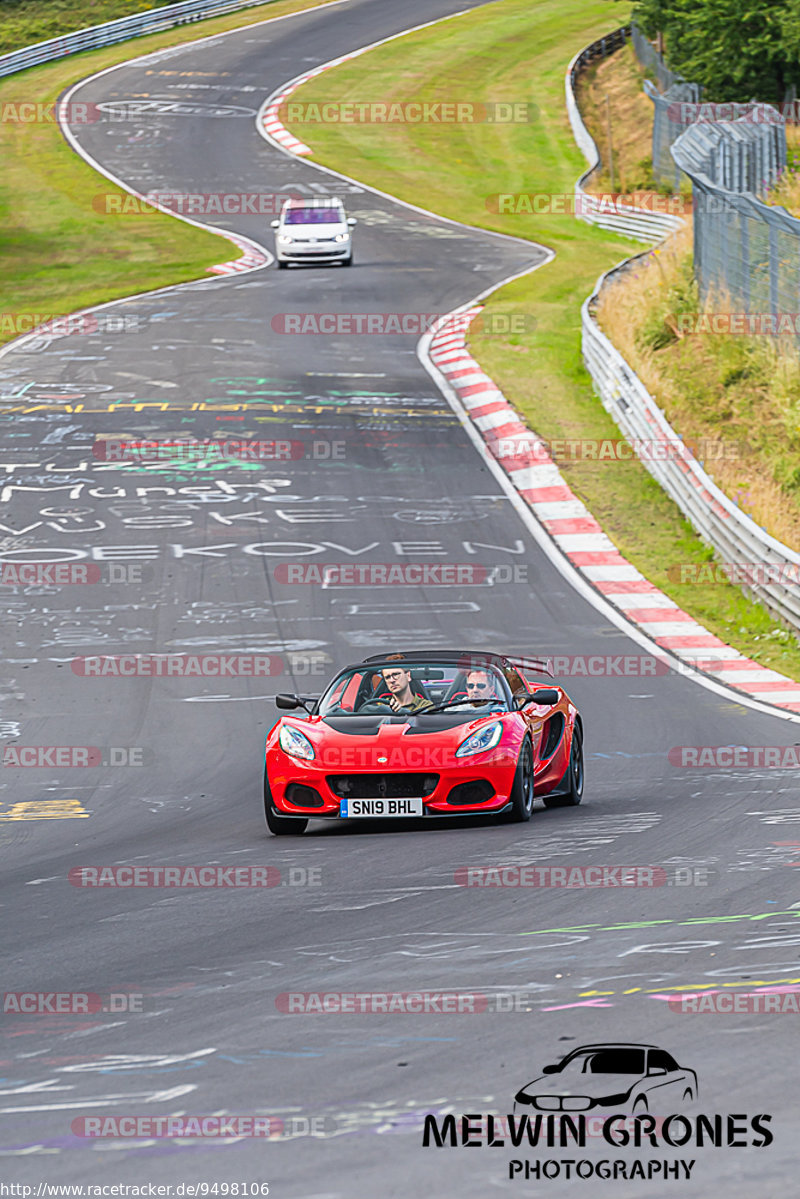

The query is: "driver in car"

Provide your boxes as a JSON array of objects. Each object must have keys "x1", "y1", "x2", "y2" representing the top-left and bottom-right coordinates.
[
  {"x1": 381, "y1": 666, "x2": 433, "y2": 714},
  {"x1": 460, "y1": 669, "x2": 504, "y2": 709}
]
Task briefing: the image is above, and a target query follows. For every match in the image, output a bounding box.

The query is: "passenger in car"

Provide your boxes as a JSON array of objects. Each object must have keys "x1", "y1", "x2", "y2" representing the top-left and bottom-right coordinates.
[{"x1": 381, "y1": 666, "x2": 434, "y2": 713}]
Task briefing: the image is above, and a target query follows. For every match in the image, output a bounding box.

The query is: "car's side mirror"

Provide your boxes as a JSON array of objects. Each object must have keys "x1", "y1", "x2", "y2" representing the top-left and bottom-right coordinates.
[
  {"x1": 270, "y1": 219, "x2": 280, "y2": 228},
  {"x1": 542, "y1": 1064, "x2": 559, "y2": 1074},
  {"x1": 276, "y1": 694, "x2": 319, "y2": 714},
  {"x1": 346, "y1": 217, "x2": 357, "y2": 226},
  {"x1": 527, "y1": 688, "x2": 559, "y2": 707},
  {"x1": 648, "y1": 1066, "x2": 668, "y2": 1076}
]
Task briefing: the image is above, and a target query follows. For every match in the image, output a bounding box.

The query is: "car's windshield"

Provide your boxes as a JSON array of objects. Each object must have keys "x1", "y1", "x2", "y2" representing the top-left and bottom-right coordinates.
[
  {"x1": 317, "y1": 659, "x2": 513, "y2": 716},
  {"x1": 284, "y1": 207, "x2": 343, "y2": 224},
  {"x1": 559, "y1": 1049, "x2": 646, "y2": 1075}
]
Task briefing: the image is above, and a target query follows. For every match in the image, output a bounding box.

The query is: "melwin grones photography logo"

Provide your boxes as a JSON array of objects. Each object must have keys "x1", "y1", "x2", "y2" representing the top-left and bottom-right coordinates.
[{"x1": 421, "y1": 1042, "x2": 773, "y2": 1183}]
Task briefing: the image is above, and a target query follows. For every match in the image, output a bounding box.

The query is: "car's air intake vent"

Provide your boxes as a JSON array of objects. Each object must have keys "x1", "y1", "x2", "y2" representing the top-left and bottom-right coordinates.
[
  {"x1": 285, "y1": 784, "x2": 325, "y2": 808},
  {"x1": 327, "y1": 774, "x2": 438, "y2": 799},
  {"x1": 446, "y1": 780, "x2": 495, "y2": 806},
  {"x1": 541, "y1": 714, "x2": 565, "y2": 759}
]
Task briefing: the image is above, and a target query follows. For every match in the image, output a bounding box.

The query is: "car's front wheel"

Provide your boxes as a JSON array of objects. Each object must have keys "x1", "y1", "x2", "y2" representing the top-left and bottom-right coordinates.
[
  {"x1": 264, "y1": 767, "x2": 307, "y2": 835},
  {"x1": 543, "y1": 722, "x2": 584, "y2": 808},
  {"x1": 342, "y1": 254, "x2": 353, "y2": 267},
  {"x1": 505, "y1": 739, "x2": 534, "y2": 822},
  {"x1": 277, "y1": 259, "x2": 288, "y2": 270}
]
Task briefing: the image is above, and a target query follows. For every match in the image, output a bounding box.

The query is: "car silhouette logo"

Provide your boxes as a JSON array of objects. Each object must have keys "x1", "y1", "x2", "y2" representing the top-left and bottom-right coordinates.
[
  {"x1": 514, "y1": 1042, "x2": 697, "y2": 1114},
  {"x1": 377, "y1": 756, "x2": 388, "y2": 763}
]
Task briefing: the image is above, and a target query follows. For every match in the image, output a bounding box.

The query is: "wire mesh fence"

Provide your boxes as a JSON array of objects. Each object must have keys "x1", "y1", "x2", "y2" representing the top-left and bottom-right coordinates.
[{"x1": 671, "y1": 112, "x2": 794, "y2": 331}]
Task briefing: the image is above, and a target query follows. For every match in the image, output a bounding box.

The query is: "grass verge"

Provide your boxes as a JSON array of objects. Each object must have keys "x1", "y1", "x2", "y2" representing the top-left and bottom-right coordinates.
[
  {"x1": 0, "y1": 1, "x2": 173, "y2": 56},
  {"x1": 0, "y1": 0, "x2": 339, "y2": 345},
  {"x1": 283, "y1": 0, "x2": 800, "y2": 680}
]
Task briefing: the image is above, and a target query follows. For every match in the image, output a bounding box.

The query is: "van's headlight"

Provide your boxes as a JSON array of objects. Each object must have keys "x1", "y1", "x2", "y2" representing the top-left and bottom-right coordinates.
[
  {"x1": 279, "y1": 724, "x2": 315, "y2": 760},
  {"x1": 455, "y1": 722, "x2": 503, "y2": 758}
]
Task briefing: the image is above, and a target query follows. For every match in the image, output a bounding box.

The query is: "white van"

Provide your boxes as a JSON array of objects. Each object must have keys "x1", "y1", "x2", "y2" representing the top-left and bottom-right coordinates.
[{"x1": 271, "y1": 197, "x2": 356, "y2": 268}]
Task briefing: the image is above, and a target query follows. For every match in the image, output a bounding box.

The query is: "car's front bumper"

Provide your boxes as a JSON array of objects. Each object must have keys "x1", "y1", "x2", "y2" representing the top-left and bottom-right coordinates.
[
  {"x1": 266, "y1": 749, "x2": 519, "y2": 818},
  {"x1": 275, "y1": 241, "x2": 350, "y2": 262}
]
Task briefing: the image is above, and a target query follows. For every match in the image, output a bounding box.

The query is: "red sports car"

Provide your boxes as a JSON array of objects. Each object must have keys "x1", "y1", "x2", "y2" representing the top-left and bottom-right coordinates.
[{"x1": 263, "y1": 650, "x2": 583, "y2": 835}]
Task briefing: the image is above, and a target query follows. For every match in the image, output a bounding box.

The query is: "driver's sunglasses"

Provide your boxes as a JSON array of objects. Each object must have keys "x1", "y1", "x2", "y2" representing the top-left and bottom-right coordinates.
[{"x1": 467, "y1": 682, "x2": 489, "y2": 690}]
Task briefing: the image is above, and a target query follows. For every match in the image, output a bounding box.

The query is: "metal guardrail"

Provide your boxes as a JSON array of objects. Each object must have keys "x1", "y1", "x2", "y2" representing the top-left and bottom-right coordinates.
[
  {"x1": 565, "y1": 29, "x2": 684, "y2": 243},
  {"x1": 581, "y1": 273, "x2": 800, "y2": 630},
  {"x1": 643, "y1": 78, "x2": 702, "y2": 189},
  {"x1": 568, "y1": 33, "x2": 800, "y2": 632},
  {"x1": 0, "y1": 0, "x2": 277, "y2": 78},
  {"x1": 671, "y1": 110, "x2": 793, "y2": 318}
]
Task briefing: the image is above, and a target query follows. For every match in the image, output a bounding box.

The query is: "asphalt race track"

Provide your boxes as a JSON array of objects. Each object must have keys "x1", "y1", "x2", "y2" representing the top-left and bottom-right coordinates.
[{"x1": 2, "y1": 0, "x2": 799, "y2": 1194}]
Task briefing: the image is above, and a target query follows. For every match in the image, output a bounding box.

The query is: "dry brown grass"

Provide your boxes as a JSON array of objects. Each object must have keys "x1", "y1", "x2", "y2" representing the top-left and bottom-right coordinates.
[
  {"x1": 574, "y1": 43, "x2": 657, "y2": 193},
  {"x1": 596, "y1": 223, "x2": 800, "y2": 550}
]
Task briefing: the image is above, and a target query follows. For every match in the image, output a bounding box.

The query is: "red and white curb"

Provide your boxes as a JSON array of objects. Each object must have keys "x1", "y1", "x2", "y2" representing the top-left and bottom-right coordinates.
[
  {"x1": 56, "y1": 94, "x2": 271, "y2": 280},
  {"x1": 259, "y1": 76, "x2": 316, "y2": 156},
  {"x1": 429, "y1": 311, "x2": 800, "y2": 714},
  {"x1": 207, "y1": 230, "x2": 269, "y2": 274},
  {"x1": 257, "y1": 49, "x2": 362, "y2": 155},
  {"x1": 253, "y1": 18, "x2": 800, "y2": 719}
]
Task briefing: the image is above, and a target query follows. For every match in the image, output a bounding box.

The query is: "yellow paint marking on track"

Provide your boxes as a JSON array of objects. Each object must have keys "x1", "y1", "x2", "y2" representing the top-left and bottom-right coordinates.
[{"x1": 0, "y1": 800, "x2": 90, "y2": 821}]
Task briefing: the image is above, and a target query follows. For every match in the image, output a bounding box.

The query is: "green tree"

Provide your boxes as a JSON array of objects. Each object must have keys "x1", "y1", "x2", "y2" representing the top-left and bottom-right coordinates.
[{"x1": 631, "y1": 0, "x2": 797, "y2": 101}]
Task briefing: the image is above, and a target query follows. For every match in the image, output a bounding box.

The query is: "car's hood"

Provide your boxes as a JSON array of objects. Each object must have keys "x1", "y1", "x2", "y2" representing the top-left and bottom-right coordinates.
[
  {"x1": 317, "y1": 713, "x2": 503, "y2": 738},
  {"x1": 280, "y1": 222, "x2": 348, "y2": 237},
  {"x1": 516, "y1": 1072, "x2": 640, "y2": 1101}
]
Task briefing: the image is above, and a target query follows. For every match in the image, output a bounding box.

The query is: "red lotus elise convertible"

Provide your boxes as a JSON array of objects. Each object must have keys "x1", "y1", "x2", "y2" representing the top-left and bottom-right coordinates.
[{"x1": 263, "y1": 650, "x2": 583, "y2": 835}]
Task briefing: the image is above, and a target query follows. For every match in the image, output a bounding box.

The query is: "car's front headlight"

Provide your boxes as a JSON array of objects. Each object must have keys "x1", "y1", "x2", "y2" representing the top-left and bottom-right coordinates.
[
  {"x1": 333, "y1": 233, "x2": 349, "y2": 242},
  {"x1": 277, "y1": 234, "x2": 295, "y2": 244},
  {"x1": 279, "y1": 724, "x2": 315, "y2": 760},
  {"x1": 455, "y1": 721, "x2": 503, "y2": 758}
]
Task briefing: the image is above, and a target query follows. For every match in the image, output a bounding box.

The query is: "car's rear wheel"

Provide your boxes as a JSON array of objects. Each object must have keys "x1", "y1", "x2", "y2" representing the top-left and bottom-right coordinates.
[
  {"x1": 505, "y1": 739, "x2": 534, "y2": 822},
  {"x1": 542, "y1": 722, "x2": 583, "y2": 808},
  {"x1": 264, "y1": 767, "x2": 307, "y2": 835}
]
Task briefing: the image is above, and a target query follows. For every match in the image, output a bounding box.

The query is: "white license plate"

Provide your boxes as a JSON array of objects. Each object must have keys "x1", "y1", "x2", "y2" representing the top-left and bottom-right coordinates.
[{"x1": 340, "y1": 797, "x2": 423, "y2": 818}]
